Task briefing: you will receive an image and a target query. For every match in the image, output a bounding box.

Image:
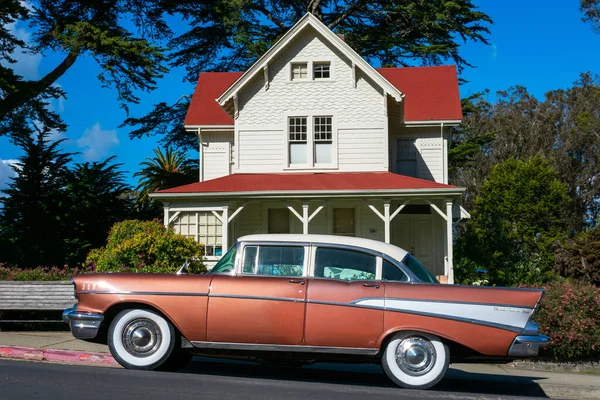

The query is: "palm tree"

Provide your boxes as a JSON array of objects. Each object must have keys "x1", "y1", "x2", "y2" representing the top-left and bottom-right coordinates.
[{"x1": 134, "y1": 148, "x2": 198, "y2": 204}]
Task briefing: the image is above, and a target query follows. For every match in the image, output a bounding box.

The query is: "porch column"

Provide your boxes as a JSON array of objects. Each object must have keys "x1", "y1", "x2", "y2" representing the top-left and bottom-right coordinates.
[
  {"x1": 446, "y1": 200, "x2": 454, "y2": 284},
  {"x1": 163, "y1": 202, "x2": 170, "y2": 227},
  {"x1": 221, "y1": 206, "x2": 229, "y2": 252},
  {"x1": 302, "y1": 202, "x2": 309, "y2": 234},
  {"x1": 383, "y1": 201, "x2": 391, "y2": 243}
]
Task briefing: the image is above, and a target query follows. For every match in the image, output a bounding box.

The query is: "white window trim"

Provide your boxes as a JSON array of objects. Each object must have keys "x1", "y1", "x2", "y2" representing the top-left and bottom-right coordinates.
[
  {"x1": 287, "y1": 58, "x2": 335, "y2": 83},
  {"x1": 284, "y1": 111, "x2": 338, "y2": 170}
]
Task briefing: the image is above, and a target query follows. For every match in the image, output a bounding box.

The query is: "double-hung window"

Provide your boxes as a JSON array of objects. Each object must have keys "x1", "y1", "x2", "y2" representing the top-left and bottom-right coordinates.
[
  {"x1": 289, "y1": 117, "x2": 307, "y2": 164},
  {"x1": 288, "y1": 116, "x2": 334, "y2": 167},
  {"x1": 396, "y1": 139, "x2": 418, "y2": 178},
  {"x1": 314, "y1": 116, "x2": 332, "y2": 164}
]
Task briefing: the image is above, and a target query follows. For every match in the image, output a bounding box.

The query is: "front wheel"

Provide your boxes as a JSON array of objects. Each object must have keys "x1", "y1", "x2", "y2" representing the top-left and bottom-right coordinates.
[
  {"x1": 108, "y1": 309, "x2": 177, "y2": 370},
  {"x1": 381, "y1": 331, "x2": 449, "y2": 390}
]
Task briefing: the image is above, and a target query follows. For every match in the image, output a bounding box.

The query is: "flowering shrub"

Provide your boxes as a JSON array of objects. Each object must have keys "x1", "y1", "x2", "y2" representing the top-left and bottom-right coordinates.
[
  {"x1": 86, "y1": 220, "x2": 206, "y2": 274},
  {"x1": 532, "y1": 281, "x2": 600, "y2": 360},
  {"x1": 0, "y1": 264, "x2": 95, "y2": 281}
]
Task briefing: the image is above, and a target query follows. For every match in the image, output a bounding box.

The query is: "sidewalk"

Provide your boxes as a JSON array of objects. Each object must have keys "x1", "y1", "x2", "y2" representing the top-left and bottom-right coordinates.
[{"x1": 0, "y1": 331, "x2": 599, "y2": 399}]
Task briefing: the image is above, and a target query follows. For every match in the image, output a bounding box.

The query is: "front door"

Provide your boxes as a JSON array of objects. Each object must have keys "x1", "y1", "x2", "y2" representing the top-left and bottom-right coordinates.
[
  {"x1": 393, "y1": 214, "x2": 433, "y2": 269},
  {"x1": 206, "y1": 244, "x2": 307, "y2": 345},
  {"x1": 304, "y1": 246, "x2": 384, "y2": 349}
]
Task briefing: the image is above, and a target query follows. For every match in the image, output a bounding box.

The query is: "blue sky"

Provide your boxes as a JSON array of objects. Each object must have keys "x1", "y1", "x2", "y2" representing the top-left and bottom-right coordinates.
[{"x1": 1, "y1": 1, "x2": 599, "y2": 190}]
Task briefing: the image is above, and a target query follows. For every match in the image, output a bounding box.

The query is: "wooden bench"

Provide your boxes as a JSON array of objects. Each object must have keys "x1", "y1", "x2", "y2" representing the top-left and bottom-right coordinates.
[{"x1": 0, "y1": 281, "x2": 76, "y2": 324}]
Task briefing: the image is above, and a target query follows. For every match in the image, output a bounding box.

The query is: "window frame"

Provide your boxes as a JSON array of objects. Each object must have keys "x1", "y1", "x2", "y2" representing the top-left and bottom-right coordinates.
[
  {"x1": 287, "y1": 59, "x2": 334, "y2": 83},
  {"x1": 284, "y1": 112, "x2": 337, "y2": 170},
  {"x1": 395, "y1": 138, "x2": 419, "y2": 178},
  {"x1": 313, "y1": 61, "x2": 331, "y2": 80},
  {"x1": 290, "y1": 62, "x2": 308, "y2": 81}
]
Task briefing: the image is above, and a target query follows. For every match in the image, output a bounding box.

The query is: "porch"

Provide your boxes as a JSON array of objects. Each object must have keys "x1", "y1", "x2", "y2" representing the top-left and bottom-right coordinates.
[{"x1": 150, "y1": 172, "x2": 466, "y2": 284}]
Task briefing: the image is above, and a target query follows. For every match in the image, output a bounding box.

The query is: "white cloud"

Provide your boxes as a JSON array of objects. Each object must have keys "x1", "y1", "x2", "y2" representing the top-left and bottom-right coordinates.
[
  {"x1": 0, "y1": 159, "x2": 19, "y2": 191},
  {"x1": 5, "y1": 23, "x2": 42, "y2": 80},
  {"x1": 46, "y1": 83, "x2": 65, "y2": 113},
  {"x1": 491, "y1": 44, "x2": 498, "y2": 61},
  {"x1": 76, "y1": 122, "x2": 120, "y2": 162}
]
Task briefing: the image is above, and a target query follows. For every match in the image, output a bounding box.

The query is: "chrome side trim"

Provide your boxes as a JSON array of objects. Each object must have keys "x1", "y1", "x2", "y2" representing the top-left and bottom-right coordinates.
[
  {"x1": 62, "y1": 307, "x2": 104, "y2": 340},
  {"x1": 351, "y1": 297, "x2": 535, "y2": 310},
  {"x1": 508, "y1": 335, "x2": 549, "y2": 357},
  {"x1": 76, "y1": 291, "x2": 209, "y2": 297},
  {"x1": 209, "y1": 294, "x2": 304, "y2": 303},
  {"x1": 190, "y1": 341, "x2": 379, "y2": 355},
  {"x1": 307, "y1": 299, "x2": 524, "y2": 333}
]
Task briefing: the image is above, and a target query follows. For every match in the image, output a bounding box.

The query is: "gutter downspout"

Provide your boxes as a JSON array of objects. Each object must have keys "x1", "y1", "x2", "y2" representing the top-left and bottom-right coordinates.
[{"x1": 198, "y1": 128, "x2": 203, "y2": 182}]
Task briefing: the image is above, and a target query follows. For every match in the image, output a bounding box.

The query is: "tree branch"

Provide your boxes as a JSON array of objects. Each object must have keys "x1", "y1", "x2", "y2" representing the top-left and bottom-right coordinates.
[
  {"x1": 253, "y1": 5, "x2": 287, "y2": 30},
  {"x1": 328, "y1": 0, "x2": 368, "y2": 30}
]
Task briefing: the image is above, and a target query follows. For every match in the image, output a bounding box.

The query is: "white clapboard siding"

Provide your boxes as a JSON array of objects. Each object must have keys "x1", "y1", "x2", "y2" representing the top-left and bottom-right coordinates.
[
  {"x1": 237, "y1": 130, "x2": 283, "y2": 172},
  {"x1": 338, "y1": 128, "x2": 385, "y2": 171},
  {"x1": 203, "y1": 147, "x2": 230, "y2": 181},
  {"x1": 0, "y1": 281, "x2": 76, "y2": 310}
]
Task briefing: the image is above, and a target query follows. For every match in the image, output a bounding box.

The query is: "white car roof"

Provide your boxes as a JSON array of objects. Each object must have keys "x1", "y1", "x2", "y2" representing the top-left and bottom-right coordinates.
[{"x1": 237, "y1": 234, "x2": 409, "y2": 263}]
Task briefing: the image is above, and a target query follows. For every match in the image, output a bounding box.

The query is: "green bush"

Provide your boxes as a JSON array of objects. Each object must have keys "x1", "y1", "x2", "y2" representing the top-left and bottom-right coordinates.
[
  {"x1": 86, "y1": 220, "x2": 206, "y2": 274},
  {"x1": 554, "y1": 226, "x2": 600, "y2": 286},
  {"x1": 531, "y1": 281, "x2": 600, "y2": 360}
]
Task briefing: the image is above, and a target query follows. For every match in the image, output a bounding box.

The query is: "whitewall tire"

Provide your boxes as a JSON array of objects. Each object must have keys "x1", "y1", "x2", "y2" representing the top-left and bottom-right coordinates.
[
  {"x1": 381, "y1": 331, "x2": 449, "y2": 390},
  {"x1": 108, "y1": 309, "x2": 176, "y2": 370}
]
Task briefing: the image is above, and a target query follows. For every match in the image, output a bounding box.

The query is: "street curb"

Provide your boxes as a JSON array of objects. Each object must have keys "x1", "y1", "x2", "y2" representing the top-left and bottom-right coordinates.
[{"x1": 0, "y1": 346, "x2": 118, "y2": 366}]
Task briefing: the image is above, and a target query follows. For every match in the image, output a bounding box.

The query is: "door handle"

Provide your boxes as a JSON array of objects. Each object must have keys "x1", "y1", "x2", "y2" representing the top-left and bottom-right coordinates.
[
  {"x1": 363, "y1": 283, "x2": 380, "y2": 289},
  {"x1": 289, "y1": 279, "x2": 305, "y2": 285}
]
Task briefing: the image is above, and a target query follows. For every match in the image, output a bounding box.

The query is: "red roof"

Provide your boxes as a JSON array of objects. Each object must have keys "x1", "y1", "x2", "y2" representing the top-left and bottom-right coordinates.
[
  {"x1": 376, "y1": 66, "x2": 462, "y2": 121},
  {"x1": 156, "y1": 172, "x2": 459, "y2": 195},
  {"x1": 184, "y1": 72, "x2": 242, "y2": 126},
  {"x1": 184, "y1": 66, "x2": 461, "y2": 126}
]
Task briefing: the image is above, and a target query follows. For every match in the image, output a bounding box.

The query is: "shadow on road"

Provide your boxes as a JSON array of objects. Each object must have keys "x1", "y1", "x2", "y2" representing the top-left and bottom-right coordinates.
[{"x1": 180, "y1": 357, "x2": 549, "y2": 398}]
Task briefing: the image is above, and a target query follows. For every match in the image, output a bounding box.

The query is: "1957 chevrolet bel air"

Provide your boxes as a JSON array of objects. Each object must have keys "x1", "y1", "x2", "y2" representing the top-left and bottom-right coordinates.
[{"x1": 63, "y1": 234, "x2": 548, "y2": 389}]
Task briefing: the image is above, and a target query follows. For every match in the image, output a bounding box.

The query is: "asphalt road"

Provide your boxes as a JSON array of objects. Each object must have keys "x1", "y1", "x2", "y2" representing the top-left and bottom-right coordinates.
[{"x1": 0, "y1": 358, "x2": 548, "y2": 400}]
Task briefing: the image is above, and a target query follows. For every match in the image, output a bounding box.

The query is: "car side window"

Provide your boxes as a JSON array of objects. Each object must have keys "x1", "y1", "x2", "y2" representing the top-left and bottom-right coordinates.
[
  {"x1": 242, "y1": 245, "x2": 304, "y2": 277},
  {"x1": 314, "y1": 247, "x2": 376, "y2": 281},
  {"x1": 382, "y1": 259, "x2": 409, "y2": 282}
]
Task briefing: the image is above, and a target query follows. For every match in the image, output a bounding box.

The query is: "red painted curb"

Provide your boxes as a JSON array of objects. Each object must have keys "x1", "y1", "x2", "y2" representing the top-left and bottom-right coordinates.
[{"x1": 0, "y1": 346, "x2": 118, "y2": 366}]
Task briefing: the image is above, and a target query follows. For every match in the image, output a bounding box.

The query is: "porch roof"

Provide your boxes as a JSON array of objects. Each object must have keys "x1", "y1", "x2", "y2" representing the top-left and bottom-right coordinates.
[{"x1": 151, "y1": 172, "x2": 464, "y2": 199}]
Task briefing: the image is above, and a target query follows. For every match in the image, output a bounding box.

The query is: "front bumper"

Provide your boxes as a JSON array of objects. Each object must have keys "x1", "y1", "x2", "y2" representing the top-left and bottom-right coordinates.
[
  {"x1": 508, "y1": 322, "x2": 549, "y2": 357},
  {"x1": 62, "y1": 306, "x2": 104, "y2": 340}
]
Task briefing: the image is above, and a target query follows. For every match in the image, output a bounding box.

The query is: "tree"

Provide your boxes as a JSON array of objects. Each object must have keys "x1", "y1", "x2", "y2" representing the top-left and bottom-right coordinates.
[
  {"x1": 0, "y1": 128, "x2": 73, "y2": 267},
  {"x1": 133, "y1": 147, "x2": 198, "y2": 204},
  {"x1": 451, "y1": 74, "x2": 600, "y2": 231},
  {"x1": 0, "y1": 0, "x2": 168, "y2": 131},
  {"x1": 455, "y1": 157, "x2": 571, "y2": 286},
  {"x1": 554, "y1": 225, "x2": 600, "y2": 286},
  {"x1": 124, "y1": 0, "x2": 492, "y2": 150},
  {"x1": 64, "y1": 157, "x2": 133, "y2": 264},
  {"x1": 581, "y1": 0, "x2": 600, "y2": 34}
]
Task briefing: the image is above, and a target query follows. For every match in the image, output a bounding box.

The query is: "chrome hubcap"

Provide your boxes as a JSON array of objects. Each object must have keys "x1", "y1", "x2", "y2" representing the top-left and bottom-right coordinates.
[
  {"x1": 395, "y1": 337, "x2": 436, "y2": 376},
  {"x1": 122, "y1": 319, "x2": 162, "y2": 357}
]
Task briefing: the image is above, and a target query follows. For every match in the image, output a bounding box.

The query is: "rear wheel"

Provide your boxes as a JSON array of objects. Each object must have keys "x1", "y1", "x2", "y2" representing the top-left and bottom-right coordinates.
[
  {"x1": 108, "y1": 309, "x2": 179, "y2": 370},
  {"x1": 381, "y1": 331, "x2": 449, "y2": 390}
]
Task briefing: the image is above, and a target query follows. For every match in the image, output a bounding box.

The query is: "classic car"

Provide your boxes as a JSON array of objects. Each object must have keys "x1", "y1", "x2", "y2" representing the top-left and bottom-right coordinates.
[{"x1": 63, "y1": 234, "x2": 548, "y2": 389}]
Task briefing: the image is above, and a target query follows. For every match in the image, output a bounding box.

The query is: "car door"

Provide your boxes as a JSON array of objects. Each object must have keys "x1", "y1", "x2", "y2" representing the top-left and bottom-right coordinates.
[
  {"x1": 206, "y1": 243, "x2": 308, "y2": 345},
  {"x1": 304, "y1": 246, "x2": 384, "y2": 349}
]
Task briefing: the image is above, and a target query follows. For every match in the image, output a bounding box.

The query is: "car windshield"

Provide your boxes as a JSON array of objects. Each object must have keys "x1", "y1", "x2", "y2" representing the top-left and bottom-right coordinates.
[
  {"x1": 401, "y1": 254, "x2": 439, "y2": 284},
  {"x1": 210, "y1": 245, "x2": 236, "y2": 273}
]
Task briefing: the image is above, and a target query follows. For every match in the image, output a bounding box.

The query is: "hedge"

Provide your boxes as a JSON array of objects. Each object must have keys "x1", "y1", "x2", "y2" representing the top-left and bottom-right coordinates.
[
  {"x1": 532, "y1": 281, "x2": 600, "y2": 360},
  {"x1": 0, "y1": 264, "x2": 94, "y2": 281}
]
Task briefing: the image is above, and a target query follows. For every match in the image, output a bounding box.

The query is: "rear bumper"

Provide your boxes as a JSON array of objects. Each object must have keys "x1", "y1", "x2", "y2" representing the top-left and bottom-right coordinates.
[
  {"x1": 508, "y1": 321, "x2": 548, "y2": 357},
  {"x1": 62, "y1": 306, "x2": 104, "y2": 340}
]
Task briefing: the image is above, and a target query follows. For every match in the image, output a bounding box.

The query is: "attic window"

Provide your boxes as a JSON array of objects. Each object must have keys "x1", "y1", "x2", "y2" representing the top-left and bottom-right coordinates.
[
  {"x1": 291, "y1": 63, "x2": 308, "y2": 80},
  {"x1": 313, "y1": 62, "x2": 330, "y2": 79}
]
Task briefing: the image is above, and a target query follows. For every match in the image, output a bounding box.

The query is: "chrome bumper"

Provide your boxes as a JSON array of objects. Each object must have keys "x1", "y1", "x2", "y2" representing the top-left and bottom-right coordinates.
[
  {"x1": 62, "y1": 306, "x2": 104, "y2": 340},
  {"x1": 508, "y1": 322, "x2": 549, "y2": 357}
]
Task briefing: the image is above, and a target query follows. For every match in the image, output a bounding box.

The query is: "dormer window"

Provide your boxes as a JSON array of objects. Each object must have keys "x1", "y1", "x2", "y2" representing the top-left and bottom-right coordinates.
[
  {"x1": 291, "y1": 62, "x2": 308, "y2": 80},
  {"x1": 313, "y1": 62, "x2": 331, "y2": 79}
]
